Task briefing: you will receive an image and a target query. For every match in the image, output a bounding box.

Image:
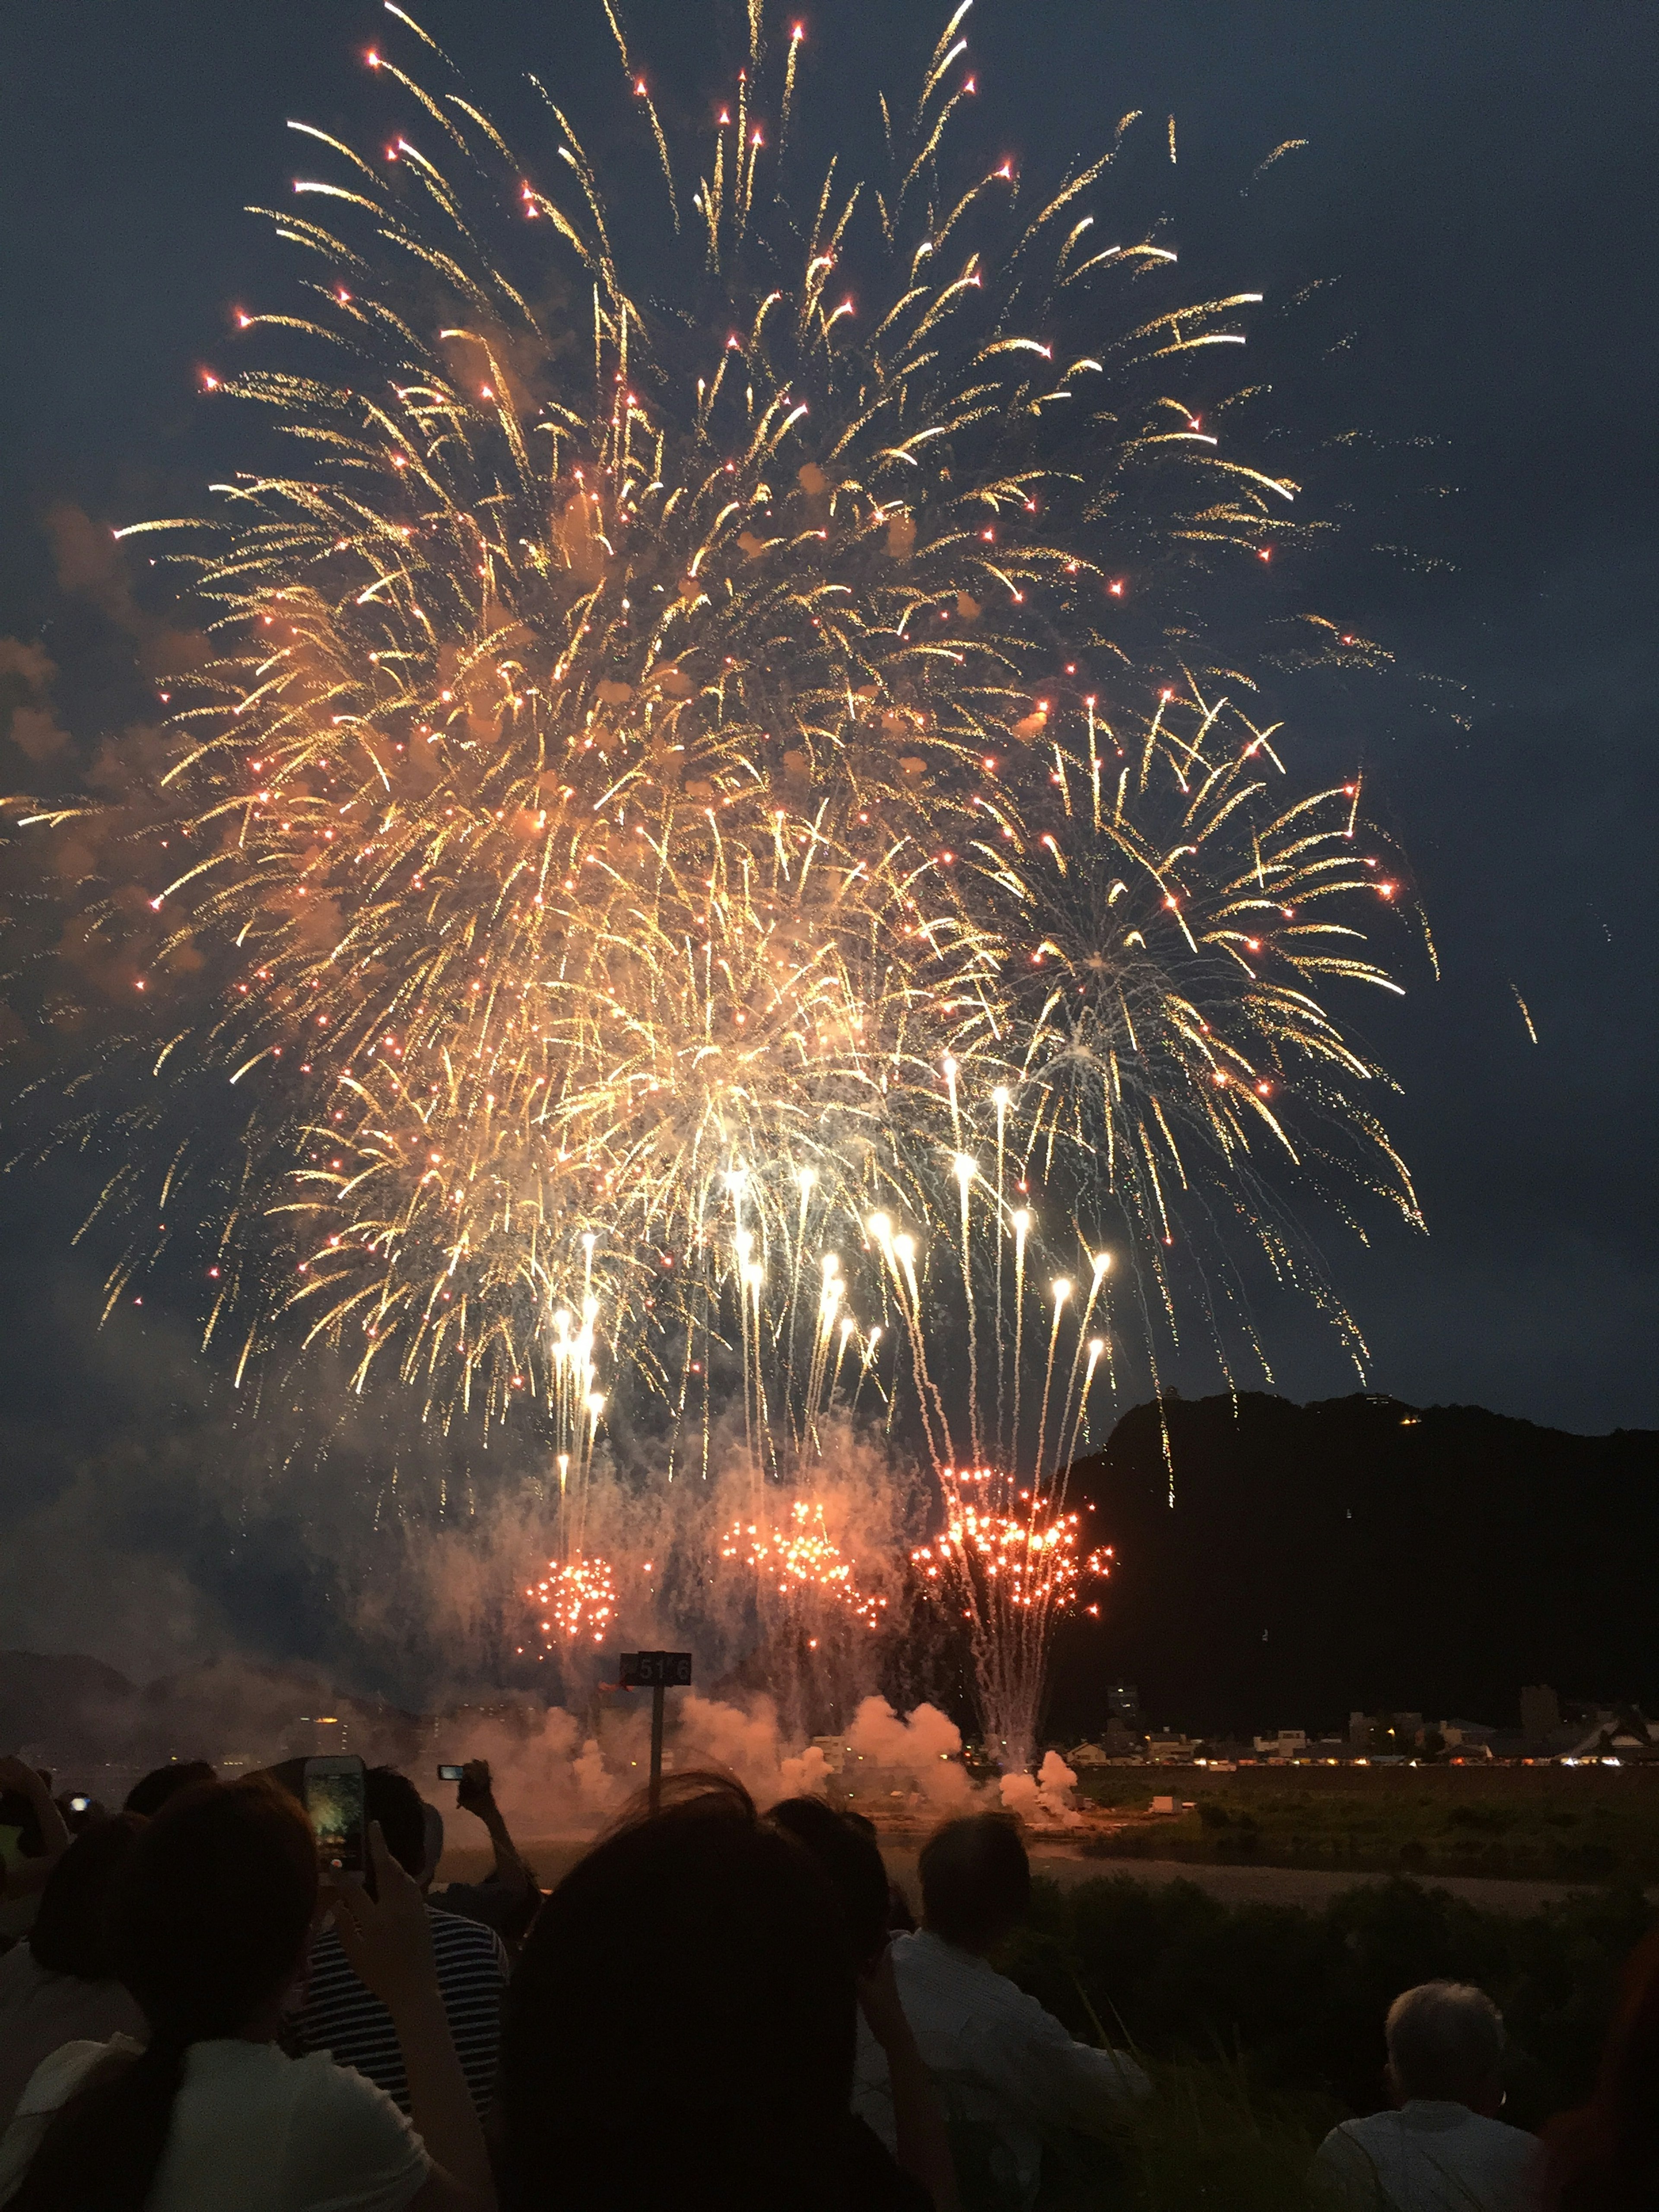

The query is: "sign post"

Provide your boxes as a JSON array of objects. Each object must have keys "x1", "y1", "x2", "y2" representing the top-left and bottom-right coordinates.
[{"x1": 619, "y1": 1651, "x2": 693, "y2": 1814}]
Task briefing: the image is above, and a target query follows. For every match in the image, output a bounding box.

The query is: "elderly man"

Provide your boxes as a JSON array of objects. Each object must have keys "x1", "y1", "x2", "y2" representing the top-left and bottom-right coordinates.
[
  {"x1": 1318, "y1": 1980, "x2": 1540, "y2": 2211},
  {"x1": 853, "y1": 1813, "x2": 1148, "y2": 2210}
]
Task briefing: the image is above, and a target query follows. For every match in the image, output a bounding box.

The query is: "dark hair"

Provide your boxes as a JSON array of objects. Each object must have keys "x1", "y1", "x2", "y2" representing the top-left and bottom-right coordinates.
[
  {"x1": 918, "y1": 1812, "x2": 1031, "y2": 1950},
  {"x1": 9, "y1": 1777, "x2": 317, "y2": 2212},
  {"x1": 1542, "y1": 1928, "x2": 1659, "y2": 2210},
  {"x1": 768, "y1": 1794, "x2": 890, "y2": 1969},
  {"x1": 0, "y1": 1782, "x2": 47, "y2": 1858},
  {"x1": 122, "y1": 1761, "x2": 216, "y2": 1820},
  {"x1": 27, "y1": 1815, "x2": 146, "y2": 1980},
  {"x1": 365, "y1": 1766, "x2": 428, "y2": 1880},
  {"x1": 501, "y1": 1776, "x2": 855, "y2": 2209}
]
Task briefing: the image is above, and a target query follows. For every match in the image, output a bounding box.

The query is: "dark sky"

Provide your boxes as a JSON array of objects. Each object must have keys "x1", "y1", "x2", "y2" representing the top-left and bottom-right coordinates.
[{"x1": 0, "y1": 0, "x2": 1654, "y2": 1672}]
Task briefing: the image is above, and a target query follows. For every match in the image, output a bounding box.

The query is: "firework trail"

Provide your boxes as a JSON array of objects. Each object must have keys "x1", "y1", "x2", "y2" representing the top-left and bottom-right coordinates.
[
  {"x1": 5, "y1": 3, "x2": 1423, "y2": 1748},
  {"x1": 912, "y1": 1472, "x2": 1112, "y2": 1767}
]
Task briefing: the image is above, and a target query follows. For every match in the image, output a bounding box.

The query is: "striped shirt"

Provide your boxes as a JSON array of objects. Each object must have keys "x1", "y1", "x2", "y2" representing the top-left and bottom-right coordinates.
[{"x1": 295, "y1": 1906, "x2": 508, "y2": 2119}]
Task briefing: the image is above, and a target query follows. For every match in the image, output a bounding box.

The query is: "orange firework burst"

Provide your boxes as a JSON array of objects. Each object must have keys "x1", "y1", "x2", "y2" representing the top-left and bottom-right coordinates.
[
  {"x1": 528, "y1": 1555, "x2": 618, "y2": 1646},
  {"x1": 721, "y1": 1500, "x2": 888, "y2": 1630},
  {"x1": 912, "y1": 1466, "x2": 1112, "y2": 1761}
]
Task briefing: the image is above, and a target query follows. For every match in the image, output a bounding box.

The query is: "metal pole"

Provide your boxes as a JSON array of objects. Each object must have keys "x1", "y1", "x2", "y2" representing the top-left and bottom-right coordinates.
[{"x1": 648, "y1": 1679, "x2": 666, "y2": 1815}]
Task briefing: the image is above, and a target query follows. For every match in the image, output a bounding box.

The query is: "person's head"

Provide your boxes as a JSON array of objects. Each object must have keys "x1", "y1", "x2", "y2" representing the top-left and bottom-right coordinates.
[
  {"x1": 8, "y1": 1778, "x2": 319, "y2": 2212},
  {"x1": 27, "y1": 1813, "x2": 146, "y2": 1981},
  {"x1": 1385, "y1": 1982, "x2": 1506, "y2": 2113},
  {"x1": 365, "y1": 1766, "x2": 431, "y2": 1885},
  {"x1": 919, "y1": 1812, "x2": 1031, "y2": 1953},
  {"x1": 1541, "y1": 1927, "x2": 1659, "y2": 2211},
  {"x1": 501, "y1": 1775, "x2": 855, "y2": 2210},
  {"x1": 768, "y1": 1793, "x2": 890, "y2": 1970},
  {"x1": 0, "y1": 1779, "x2": 48, "y2": 1859},
  {"x1": 123, "y1": 1760, "x2": 216, "y2": 1820}
]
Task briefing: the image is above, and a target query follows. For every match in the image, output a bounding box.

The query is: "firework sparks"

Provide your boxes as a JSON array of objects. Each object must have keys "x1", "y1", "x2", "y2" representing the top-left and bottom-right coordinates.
[
  {"x1": 912, "y1": 1465, "x2": 1112, "y2": 1764},
  {"x1": 722, "y1": 1498, "x2": 888, "y2": 1630},
  {"x1": 8, "y1": 0, "x2": 1421, "y2": 1692},
  {"x1": 528, "y1": 1554, "x2": 620, "y2": 1646}
]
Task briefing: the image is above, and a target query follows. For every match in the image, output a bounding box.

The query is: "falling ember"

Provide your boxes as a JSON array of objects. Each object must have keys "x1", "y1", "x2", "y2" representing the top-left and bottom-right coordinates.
[
  {"x1": 911, "y1": 1468, "x2": 1113, "y2": 1766},
  {"x1": 721, "y1": 1500, "x2": 889, "y2": 1630},
  {"x1": 528, "y1": 1555, "x2": 619, "y2": 1646}
]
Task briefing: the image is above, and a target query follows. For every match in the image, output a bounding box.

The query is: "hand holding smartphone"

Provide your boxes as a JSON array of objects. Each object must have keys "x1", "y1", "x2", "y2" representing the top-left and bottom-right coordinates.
[
  {"x1": 435, "y1": 1764, "x2": 464, "y2": 1783},
  {"x1": 303, "y1": 1754, "x2": 367, "y2": 1878}
]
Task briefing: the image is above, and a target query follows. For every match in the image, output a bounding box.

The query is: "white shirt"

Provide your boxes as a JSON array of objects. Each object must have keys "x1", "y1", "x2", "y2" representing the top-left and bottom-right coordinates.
[
  {"x1": 852, "y1": 1928, "x2": 1150, "y2": 2209},
  {"x1": 0, "y1": 2035, "x2": 431, "y2": 2212},
  {"x1": 0, "y1": 1943, "x2": 145, "y2": 2131},
  {"x1": 1317, "y1": 2100, "x2": 1540, "y2": 2212}
]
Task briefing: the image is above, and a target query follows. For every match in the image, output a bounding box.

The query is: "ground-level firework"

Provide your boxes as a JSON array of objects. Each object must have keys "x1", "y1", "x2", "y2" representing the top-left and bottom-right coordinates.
[{"x1": 913, "y1": 1471, "x2": 1112, "y2": 1769}]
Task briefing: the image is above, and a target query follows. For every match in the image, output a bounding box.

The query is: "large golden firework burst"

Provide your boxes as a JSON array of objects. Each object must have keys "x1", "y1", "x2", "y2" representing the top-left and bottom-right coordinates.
[{"x1": 16, "y1": 0, "x2": 1421, "y2": 1455}]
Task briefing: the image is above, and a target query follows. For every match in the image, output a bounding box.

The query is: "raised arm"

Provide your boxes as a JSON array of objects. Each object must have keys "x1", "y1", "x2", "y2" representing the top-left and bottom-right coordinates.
[
  {"x1": 859, "y1": 1943, "x2": 961, "y2": 2212},
  {"x1": 0, "y1": 1757, "x2": 72, "y2": 1897},
  {"x1": 455, "y1": 1761, "x2": 531, "y2": 1894},
  {"x1": 331, "y1": 1823, "x2": 496, "y2": 2210}
]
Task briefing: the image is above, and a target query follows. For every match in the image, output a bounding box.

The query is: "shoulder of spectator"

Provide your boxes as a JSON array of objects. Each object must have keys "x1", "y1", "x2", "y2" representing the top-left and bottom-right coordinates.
[{"x1": 426, "y1": 1905, "x2": 509, "y2": 1976}]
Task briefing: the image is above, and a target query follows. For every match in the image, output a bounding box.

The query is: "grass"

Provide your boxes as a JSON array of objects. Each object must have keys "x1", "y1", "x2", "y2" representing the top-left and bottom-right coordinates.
[
  {"x1": 999, "y1": 1869, "x2": 1650, "y2": 2129},
  {"x1": 1072, "y1": 1767, "x2": 1659, "y2": 1885},
  {"x1": 945, "y1": 1866, "x2": 1655, "y2": 2206}
]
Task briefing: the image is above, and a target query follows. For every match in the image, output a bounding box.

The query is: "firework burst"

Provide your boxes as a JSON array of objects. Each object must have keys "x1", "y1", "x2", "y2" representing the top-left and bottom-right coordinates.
[
  {"x1": 722, "y1": 1498, "x2": 889, "y2": 1631},
  {"x1": 7, "y1": 0, "x2": 1420, "y2": 1594},
  {"x1": 912, "y1": 1467, "x2": 1112, "y2": 1765},
  {"x1": 528, "y1": 1554, "x2": 620, "y2": 1646}
]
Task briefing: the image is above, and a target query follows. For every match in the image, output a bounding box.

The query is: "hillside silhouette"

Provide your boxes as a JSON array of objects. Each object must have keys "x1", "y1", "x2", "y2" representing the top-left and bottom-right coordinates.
[
  {"x1": 5, "y1": 1394, "x2": 1653, "y2": 1759},
  {"x1": 1053, "y1": 1392, "x2": 1658, "y2": 1737}
]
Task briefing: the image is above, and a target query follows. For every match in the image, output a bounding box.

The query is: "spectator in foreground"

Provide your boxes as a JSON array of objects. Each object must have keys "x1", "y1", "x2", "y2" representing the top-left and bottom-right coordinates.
[
  {"x1": 1540, "y1": 1926, "x2": 1659, "y2": 2210},
  {"x1": 0, "y1": 1761, "x2": 72, "y2": 1949},
  {"x1": 500, "y1": 1773, "x2": 923, "y2": 2210},
  {"x1": 123, "y1": 1761, "x2": 217, "y2": 1821},
  {"x1": 0, "y1": 1777, "x2": 493, "y2": 2210},
  {"x1": 426, "y1": 1761, "x2": 539, "y2": 1949},
  {"x1": 851, "y1": 1812, "x2": 1150, "y2": 2212},
  {"x1": 769, "y1": 1795, "x2": 959, "y2": 2212},
  {"x1": 1317, "y1": 1980, "x2": 1538, "y2": 2212},
  {"x1": 293, "y1": 1767, "x2": 507, "y2": 2120},
  {"x1": 0, "y1": 1814, "x2": 147, "y2": 2131}
]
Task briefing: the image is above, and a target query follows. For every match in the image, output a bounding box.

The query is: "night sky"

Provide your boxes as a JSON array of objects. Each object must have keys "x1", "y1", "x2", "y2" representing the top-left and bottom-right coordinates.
[{"x1": 0, "y1": 3, "x2": 1653, "y2": 1678}]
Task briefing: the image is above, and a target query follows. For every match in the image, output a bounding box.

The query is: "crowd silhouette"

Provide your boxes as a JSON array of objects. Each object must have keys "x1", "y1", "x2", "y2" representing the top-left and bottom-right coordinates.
[{"x1": 0, "y1": 1743, "x2": 1652, "y2": 2210}]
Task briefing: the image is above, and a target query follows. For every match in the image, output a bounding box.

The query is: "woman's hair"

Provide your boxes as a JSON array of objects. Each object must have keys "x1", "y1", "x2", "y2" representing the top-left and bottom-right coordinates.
[
  {"x1": 768, "y1": 1794, "x2": 891, "y2": 1970},
  {"x1": 500, "y1": 1775, "x2": 855, "y2": 2210},
  {"x1": 122, "y1": 1761, "x2": 216, "y2": 1821},
  {"x1": 9, "y1": 1777, "x2": 318, "y2": 2212},
  {"x1": 27, "y1": 1814, "x2": 147, "y2": 1980},
  {"x1": 1541, "y1": 1926, "x2": 1659, "y2": 2210}
]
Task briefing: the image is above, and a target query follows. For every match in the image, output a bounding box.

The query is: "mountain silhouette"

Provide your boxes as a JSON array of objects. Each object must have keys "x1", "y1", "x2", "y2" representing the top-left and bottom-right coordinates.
[{"x1": 1051, "y1": 1391, "x2": 1658, "y2": 1738}]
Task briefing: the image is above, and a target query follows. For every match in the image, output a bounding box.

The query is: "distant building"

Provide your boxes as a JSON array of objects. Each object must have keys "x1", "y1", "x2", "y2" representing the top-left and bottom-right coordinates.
[
  {"x1": 1436, "y1": 1719, "x2": 1495, "y2": 1752},
  {"x1": 285, "y1": 1716, "x2": 349, "y2": 1758},
  {"x1": 1252, "y1": 1729, "x2": 1308, "y2": 1758},
  {"x1": 1520, "y1": 1684, "x2": 1561, "y2": 1743},
  {"x1": 1106, "y1": 1684, "x2": 1141, "y2": 1723},
  {"x1": 1349, "y1": 1710, "x2": 1422, "y2": 1756},
  {"x1": 1563, "y1": 1708, "x2": 1657, "y2": 1763},
  {"x1": 1145, "y1": 1732, "x2": 1201, "y2": 1762}
]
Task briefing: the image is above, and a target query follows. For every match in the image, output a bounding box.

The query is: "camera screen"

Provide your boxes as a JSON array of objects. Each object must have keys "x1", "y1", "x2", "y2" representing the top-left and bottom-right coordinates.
[{"x1": 306, "y1": 1770, "x2": 364, "y2": 1864}]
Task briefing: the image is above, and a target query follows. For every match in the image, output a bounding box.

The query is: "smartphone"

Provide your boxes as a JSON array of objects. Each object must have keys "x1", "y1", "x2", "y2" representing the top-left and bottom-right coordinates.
[
  {"x1": 68, "y1": 1796, "x2": 91, "y2": 1814},
  {"x1": 304, "y1": 1754, "x2": 367, "y2": 1877},
  {"x1": 436, "y1": 1764, "x2": 464, "y2": 1783}
]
